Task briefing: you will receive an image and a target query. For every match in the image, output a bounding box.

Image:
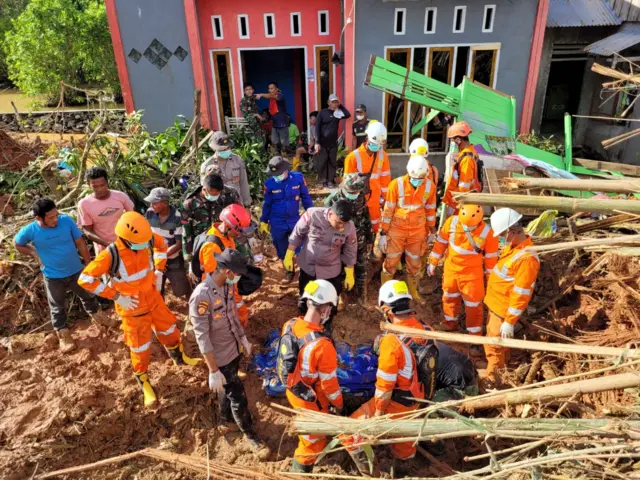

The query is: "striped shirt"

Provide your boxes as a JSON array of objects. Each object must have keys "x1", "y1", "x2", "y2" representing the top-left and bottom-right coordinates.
[{"x1": 145, "y1": 207, "x2": 183, "y2": 260}]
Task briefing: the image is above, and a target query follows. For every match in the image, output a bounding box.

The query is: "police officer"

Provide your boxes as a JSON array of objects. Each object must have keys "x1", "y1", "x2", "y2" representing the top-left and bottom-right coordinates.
[
  {"x1": 285, "y1": 201, "x2": 358, "y2": 327},
  {"x1": 324, "y1": 173, "x2": 373, "y2": 305},
  {"x1": 260, "y1": 156, "x2": 313, "y2": 282},
  {"x1": 189, "y1": 248, "x2": 270, "y2": 459},
  {"x1": 201, "y1": 132, "x2": 252, "y2": 207}
]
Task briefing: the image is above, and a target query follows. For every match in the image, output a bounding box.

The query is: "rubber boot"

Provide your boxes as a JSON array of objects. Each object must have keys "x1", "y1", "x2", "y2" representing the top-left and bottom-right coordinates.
[
  {"x1": 350, "y1": 450, "x2": 375, "y2": 476},
  {"x1": 391, "y1": 457, "x2": 411, "y2": 478},
  {"x1": 380, "y1": 270, "x2": 394, "y2": 286},
  {"x1": 245, "y1": 430, "x2": 272, "y2": 460},
  {"x1": 56, "y1": 328, "x2": 76, "y2": 353},
  {"x1": 290, "y1": 459, "x2": 314, "y2": 473},
  {"x1": 166, "y1": 343, "x2": 201, "y2": 366},
  {"x1": 434, "y1": 320, "x2": 459, "y2": 332},
  {"x1": 406, "y1": 275, "x2": 424, "y2": 303},
  {"x1": 134, "y1": 372, "x2": 158, "y2": 408}
]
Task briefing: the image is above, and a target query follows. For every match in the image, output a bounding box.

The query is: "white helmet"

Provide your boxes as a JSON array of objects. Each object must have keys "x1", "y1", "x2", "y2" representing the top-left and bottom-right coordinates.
[
  {"x1": 490, "y1": 208, "x2": 523, "y2": 236},
  {"x1": 302, "y1": 279, "x2": 338, "y2": 306},
  {"x1": 378, "y1": 280, "x2": 412, "y2": 307},
  {"x1": 406, "y1": 154, "x2": 429, "y2": 178},
  {"x1": 409, "y1": 138, "x2": 429, "y2": 157},
  {"x1": 365, "y1": 121, "x2": 387, "y2": 146}
]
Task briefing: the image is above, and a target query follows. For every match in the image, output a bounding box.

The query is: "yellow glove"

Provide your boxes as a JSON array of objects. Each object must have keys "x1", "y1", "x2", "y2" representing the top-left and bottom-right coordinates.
[
  {"x1": 283, "y1": 249, "x2": 295, "y2": 272},
  {"x1": 344, "y1": 266, "x2": 355, "y2": 291},
  {"x1": 259, "y1": 222, "x2": 270, "y2": 234}
]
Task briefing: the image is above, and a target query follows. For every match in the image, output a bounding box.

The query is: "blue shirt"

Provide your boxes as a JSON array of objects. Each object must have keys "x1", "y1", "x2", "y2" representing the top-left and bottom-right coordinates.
[
  {"x1": 260, "y1": 171, "x2": 313, "y2": 229},
  {"x1": 14, "y1": 214, "x2": 84, "y2": 279}
]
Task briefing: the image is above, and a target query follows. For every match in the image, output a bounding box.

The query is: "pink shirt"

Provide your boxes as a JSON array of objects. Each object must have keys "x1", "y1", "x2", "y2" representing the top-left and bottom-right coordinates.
[{"x1": 78, "y1": 190, "x2": 134, "y2": 252}]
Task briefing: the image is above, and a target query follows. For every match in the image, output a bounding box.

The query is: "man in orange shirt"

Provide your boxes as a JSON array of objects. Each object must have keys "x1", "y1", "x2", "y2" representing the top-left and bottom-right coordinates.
[
  {"x1": 484, "y1": 208, "x2": 540, "y2": 380},
  {"x1": 343, "y1": 121, "x2": 391, "y2": 233},
  {"x1": 442, "y1": 121, "x2": 482, "y2": 216}
]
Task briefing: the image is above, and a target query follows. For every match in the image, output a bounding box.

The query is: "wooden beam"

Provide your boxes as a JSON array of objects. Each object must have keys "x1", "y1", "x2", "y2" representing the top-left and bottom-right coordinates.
[
  {"x1": 502, "y1": 177, "x2": 640, "y2": 194},
  {"x1": 573, "y1": 157, "x2": 640, "y2": 177}
]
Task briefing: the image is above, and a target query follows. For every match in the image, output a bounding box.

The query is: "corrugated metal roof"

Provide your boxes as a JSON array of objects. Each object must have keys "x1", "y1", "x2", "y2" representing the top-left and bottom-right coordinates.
[
  {"x1": 585, "y1": 22, "x2": 640, "y2": 55},
  {"x1": 547, "y1": 0, "x2": 622, "y2": 27},
  {"x1": 609, "y1": 0, "x2": 640, "y2": 23}
]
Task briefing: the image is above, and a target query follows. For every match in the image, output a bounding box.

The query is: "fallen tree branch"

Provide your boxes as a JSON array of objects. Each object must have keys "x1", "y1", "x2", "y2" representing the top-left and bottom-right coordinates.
[{"x1": 37, "y1": 449, "x2": 148, "y2": 478}]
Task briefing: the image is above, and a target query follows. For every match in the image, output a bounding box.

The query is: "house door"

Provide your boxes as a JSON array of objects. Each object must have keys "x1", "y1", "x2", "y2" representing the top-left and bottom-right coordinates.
[
  {"x1": 384, "y1": 48, "x2": 410, "y2": 152},
  {"x1": 211, "y1": 50, "x2": 235, "y2": 131}
]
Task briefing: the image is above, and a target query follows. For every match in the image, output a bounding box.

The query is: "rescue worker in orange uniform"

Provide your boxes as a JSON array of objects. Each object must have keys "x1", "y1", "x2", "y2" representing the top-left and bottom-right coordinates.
[
  {"x1": 343, "y1": 121, "x2": 391, "y2": 233},
  {"x1": 378, "y1": 155, "x2": 437, "y2": 301},
  {"x1": 199, "y1": 204, "x2": 251, "y2": 327},
  {"x1": 484, "y1": 208, "x2": 540, "y2": 380},
  {"x1": 282, "y1": 280, "x2": 343, "y2": 473},
  {"x1": 343, "y1": 280, "x2": 434, "y2": 476},
  {"x1": 442, "y1": 121, "x2": 482, "y2": 216},
  {"x1": 78, "y1": 212, "x2": 199, "y2": 407},
  {"x1": 428, "y1": 205, "x2": 499, "y2": 348}
]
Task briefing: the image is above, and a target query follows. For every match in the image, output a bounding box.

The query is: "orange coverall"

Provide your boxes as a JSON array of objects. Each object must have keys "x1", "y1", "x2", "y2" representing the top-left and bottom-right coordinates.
[
  {"x1": 343, "y1": 144, "x2": 391, "y2": 232},
  {"x1": 443, "y1": 146, "x2": 482, "y2": 210},
  {"x1": 429, "y1": 216, "x2": 499, "y2": 334},
  {"x1": 283, "y1": 317, "x2": 343, "y2": 467},
  {"x1": 484, "y1": 236, "x2": 540, "y2": 373},
  {"x1": 199, "y1": 223, "x2": 249, "y2": 327},
  {"x1": 343, "y1": 317, "x2": 425, "y2": 460},
  {"x1": 78, "y1": 234, "x2": 181, "y2": 373},
  {"x1": 381, "y1": 175, "x2": 436, "y2": 276}
]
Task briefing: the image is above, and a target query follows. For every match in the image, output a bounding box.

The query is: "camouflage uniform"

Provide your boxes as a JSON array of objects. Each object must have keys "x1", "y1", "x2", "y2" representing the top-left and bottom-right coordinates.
[
  {"x1": 239, "y1": 95, "x2": 264, "y2": 142},
  {"x1": 323, "y1": 175, "x2": 373, "y2": 291},
  {"x1": 179, "y1": 186, "x2": 240, "y2": 259}
]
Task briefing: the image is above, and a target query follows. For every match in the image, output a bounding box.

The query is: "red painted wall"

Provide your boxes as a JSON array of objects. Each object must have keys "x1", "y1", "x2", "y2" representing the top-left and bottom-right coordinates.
[
  {"x1": 105, "y1": 0, "x2": 134, "y2": 113},
  {"x1": 196, "y1": 0, "x2": 343, "y2": 131}
]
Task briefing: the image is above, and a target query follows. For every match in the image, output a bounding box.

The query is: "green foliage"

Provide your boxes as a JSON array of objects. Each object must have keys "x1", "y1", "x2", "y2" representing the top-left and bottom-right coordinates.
[
  {"x1": 517, "y1": 131, "x2": 564, "y2": 156},
  {"x1": 0, "y1": 0, "x2": 29, "y2": 82},
  {"x1": 4, "y1": 0, "x2": 119, "y2": 103},
  {"x1": 230, "y1": 128, "x2": 270, "y2": 200}
]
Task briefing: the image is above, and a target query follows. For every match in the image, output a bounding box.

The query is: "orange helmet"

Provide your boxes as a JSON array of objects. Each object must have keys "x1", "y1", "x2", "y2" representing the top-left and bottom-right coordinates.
[
  {"x1": 115, "y1": 211, "x2": 152, "y2": 244},
  {"x1": 459, "y1": 204, "x2": 483, "y2": 228},
  {"x1": 447, "y1": 121, "x2": 472, "y2": 139},
  {"x1": 220, "y1": 204, "x2": 251, "y2": 235}
]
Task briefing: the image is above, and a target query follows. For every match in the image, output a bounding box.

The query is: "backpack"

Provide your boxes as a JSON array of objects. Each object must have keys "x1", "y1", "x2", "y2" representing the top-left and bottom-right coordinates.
[
  {"x1": 276, "y1": 320, "x2": 329, "y2": 403},
  {"x1": 191, "y1": 232, "x2": 225, "y2": 279},
  {"x1": 403, "y1": 337, "x2": 439, "y2": 400},
  {"x1": 106, "y1": 237, "x2": 155, "y2": 278},
  {"x1": 454, "y1": 152, "x2": 484, "y2": 191}
]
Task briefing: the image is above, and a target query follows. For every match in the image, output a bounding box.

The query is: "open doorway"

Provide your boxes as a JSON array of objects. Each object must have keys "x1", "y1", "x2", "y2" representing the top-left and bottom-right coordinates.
[
  {"x1": 240, "y1": 48, "x2": 308, "y2": 133},
  {"x1": 541, "y1": 59, "x2": 586, "y2": 136}
]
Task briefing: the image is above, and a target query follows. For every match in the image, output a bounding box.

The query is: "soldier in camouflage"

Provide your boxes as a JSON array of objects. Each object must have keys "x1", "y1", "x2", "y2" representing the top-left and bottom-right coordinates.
[
  {"x1": 324, "y1": 173, "x2": 374, "y2": 304},
  {"x1": 239, "y1": 83, "x2": 265, "y2": 142}
]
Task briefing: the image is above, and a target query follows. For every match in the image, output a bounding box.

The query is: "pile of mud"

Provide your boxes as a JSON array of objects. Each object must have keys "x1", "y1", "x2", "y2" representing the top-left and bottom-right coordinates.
[{"x1": 0, "y1": 131, "x2": 43, "y2": 171}]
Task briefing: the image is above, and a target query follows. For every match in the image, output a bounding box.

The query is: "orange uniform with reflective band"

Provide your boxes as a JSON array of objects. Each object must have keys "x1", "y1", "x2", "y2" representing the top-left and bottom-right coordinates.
[
  {"x1": 78, "y1": 233, "x2": 180, "y2": 373},
  {"x1": 484, "y1": 236, "x2": 540, "y2": 373},
  {"x1": 381, "y1": 174, "x2": 436, "y2": 276},
  {"x1": 443, "y1": 146, "x2": 482, "y2": 208},
  {"x1": 199, "y1": 224, "x2": 249, "y2": 327},
  {"x1": 343, "y1": 144, "x2": 391, "y2": 233},
  {"x1": 283, "y1": 317, "x2": 342, "y2": 466},
  {"x1": 344, "y1": 317, "x2": 425, "y2": 461}
]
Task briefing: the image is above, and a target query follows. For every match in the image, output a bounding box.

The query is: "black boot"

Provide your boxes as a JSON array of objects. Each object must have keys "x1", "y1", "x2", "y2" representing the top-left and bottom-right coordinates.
[
  {"x1": 244, "y1": 430, "x2": 271, "y2": 460},
  {"x1": 290, "y1": 459, "x2": 314, "y2": 473},
  {"x1": 165, "y1": 343, "x2": 201, "y2": 366},
  {"x1": 392, "y1": 457, "x2": 411, "y2": 478}
]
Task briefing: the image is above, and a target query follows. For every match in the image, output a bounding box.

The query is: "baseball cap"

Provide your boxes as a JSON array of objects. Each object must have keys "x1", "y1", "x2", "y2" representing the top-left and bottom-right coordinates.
[
  {"x1": 328, "y1": 93, "x2": 339, "y2": 102},
  {"x1": 144, "y1": 187, "x2": 171, "y2": 204},
  {"x1": 209, "y1": 131, "x2": 234, "y2": 151},
  {"x1": 355, "y1": 104, "x2": 367, "y2": 112},
  {"x1": 265, "y1": 156, "x2": 292, "y2": 176},
  {"x1": 214, "y1": 248, "x2": 249, "y2": 276}
]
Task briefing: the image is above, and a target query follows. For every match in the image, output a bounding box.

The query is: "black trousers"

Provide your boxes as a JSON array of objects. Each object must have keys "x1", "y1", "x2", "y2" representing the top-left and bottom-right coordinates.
[
  {"x1": 315, "y1": 145, "x2": 338, "y2": 184},
  {"x1": 218, "y1": 355, "x2": 253, "y2": 432},
  {"x1": 298, "y1": 269, "x2": 343, "y2": 332}
]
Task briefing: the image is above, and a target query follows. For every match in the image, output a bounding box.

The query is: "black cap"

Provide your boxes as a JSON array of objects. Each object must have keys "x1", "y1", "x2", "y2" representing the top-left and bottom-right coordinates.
[
  {"x1": 331, "y1": 199, "x2": 353, "y2": 222},
  {"x1": 355, "y1": 104, "x2": 367, "y2": 112},
  {"x1": 214, "y1": 248, "x2": 248, "y2": 275},
  {"x1": 209, "y1": 131, "x2": 234, "y2": 151},
  {"x1": 265, "y1": 156, "x2": 291, "y2": 176}
]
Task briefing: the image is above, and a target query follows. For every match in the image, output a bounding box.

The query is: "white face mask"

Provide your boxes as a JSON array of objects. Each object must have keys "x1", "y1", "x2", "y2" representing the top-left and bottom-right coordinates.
[
  {"x1": 356, "y1": 115, "x2": 365, "y2": 121},
  {"x1": 320, "y1": 305, "x2": 332, "y2": 324}
]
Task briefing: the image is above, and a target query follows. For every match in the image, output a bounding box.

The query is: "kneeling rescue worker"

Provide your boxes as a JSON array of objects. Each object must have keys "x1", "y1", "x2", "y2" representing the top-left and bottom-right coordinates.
[
  {"x1": 78, "y1": 212, "x2": 199, "y2": 407},
  {"x1": 342, "y1": 280, "x2": 438, "y2": 477},
  {"x1": 278, "y1": 280, "x2": 343, "y2": 473},
  {"x1": 484, "y1": 208, "x2": 540, "y2": 380}
]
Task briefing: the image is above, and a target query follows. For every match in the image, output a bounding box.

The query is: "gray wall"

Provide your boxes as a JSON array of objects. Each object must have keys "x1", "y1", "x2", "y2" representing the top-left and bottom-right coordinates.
[
  {"x1": 354, "y1": 0, "x2": 538, "y2": 129},
  {"x1": 115, "y1": 0, "x2": 195, "y2": 133}
]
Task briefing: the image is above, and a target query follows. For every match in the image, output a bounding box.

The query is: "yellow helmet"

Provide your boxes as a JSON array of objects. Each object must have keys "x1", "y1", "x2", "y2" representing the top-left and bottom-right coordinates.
[{"x1": 115, "y1": 211, "x2": 152, "y2": 244}]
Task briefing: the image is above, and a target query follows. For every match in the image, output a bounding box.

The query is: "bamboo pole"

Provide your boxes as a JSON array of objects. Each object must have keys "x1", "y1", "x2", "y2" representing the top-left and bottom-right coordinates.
[
  {"x1": 501, "y1": 177, "x2": 640, "y2": 194},
  {"x1": 37, "y1": 450, "x2": 148, "y2": 479},
  {"x1": 380, "y1": 323, "x2": 640, "y2": 358},
  {"x1": 458, "y1": 372, "x2": 640, "y2": 410},
  {"x1": 453, "y1": 192, "x2": 640, "y2": 215},
  {"x1": 526, "y1": 234, "x2": 640, "y2": 253}
]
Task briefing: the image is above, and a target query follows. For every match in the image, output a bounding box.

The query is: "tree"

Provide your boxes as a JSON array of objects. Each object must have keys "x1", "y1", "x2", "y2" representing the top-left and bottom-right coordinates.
[
  {"x1": 0, "y1": 0, "x2": 30, "y2": 83},
  {"x1": 4, "y1": 0, "x2": 120, "y2": 102}
]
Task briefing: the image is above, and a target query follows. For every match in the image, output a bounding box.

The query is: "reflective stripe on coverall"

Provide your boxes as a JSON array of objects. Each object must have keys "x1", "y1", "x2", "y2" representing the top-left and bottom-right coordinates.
[
  {"x1": 429, "y1": 216, "x2": 498, "y2": 334},
  {"x1": 78, "y1": 233, "x2": 180, "y2": 373},
  {"x1": 283, "y1": 317, "x2": 343, "y2": 466},
  {"x1": 484, "y1": 236, "x2": 540, "y2": 373},
  {"x1": 343, "y1": 145, "x2": 391, "y2": 233},
  {"x1": 443, "y1": 146, "x2": 482, "y2": 209},
  {"x1": 381, "y1": 175, "x2": 436, "y2": 276},
  {"x1": 343, "y1": 317, "x2": 425, "y2": 460},
  {"x1": 199, "y1": 224, "x2": 249, "y2": 328}
]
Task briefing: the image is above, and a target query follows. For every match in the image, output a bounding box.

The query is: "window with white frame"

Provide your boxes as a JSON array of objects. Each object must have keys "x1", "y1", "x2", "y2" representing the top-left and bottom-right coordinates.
[
  {"x1": 453, "y1": 6, "x2": 466, "y2": 33},
  {"x1": 238, "y1": 14, "x2": 249, "y2": 39},
  {"x1": 212, "y1": 15, "x2": 223, "y2": 40},
  {"x1": 264, "y1": 13, "x2": 275, "y2": 38},
  {"x1": 291, "y1": 12, "x2": 301, "y2": 36},
  {"x1": 318, "y1": 10, "x2": 329, "y2": 35},
  {"x1": 483, "y1": 5, "x2": 496, "y2": 33},
  {"x1": 424, "y1": 7, "x2": 437, "y2": 34},
  {"x1": 394, "y1": 8, "x2": 406, "y2": 35}
]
